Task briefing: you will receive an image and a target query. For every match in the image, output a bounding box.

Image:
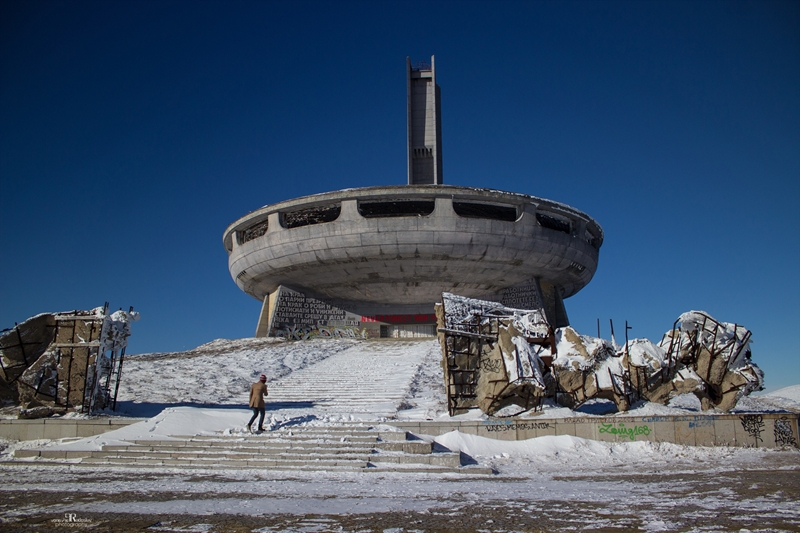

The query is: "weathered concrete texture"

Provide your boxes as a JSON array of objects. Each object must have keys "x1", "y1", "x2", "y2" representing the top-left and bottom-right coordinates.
[
  {"x1": 0, "y1": 314, "x2": 56, "y2": 403},
  {"x1": 224, "y1": 186, "x2": 602, "y2": 329},
  {"x1": 389, "y1": 413, "x2": 800, "y2": 449}
]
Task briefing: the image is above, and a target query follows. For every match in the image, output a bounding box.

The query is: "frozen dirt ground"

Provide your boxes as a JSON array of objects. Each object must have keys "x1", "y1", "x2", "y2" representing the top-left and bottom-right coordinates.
[{"x1": 0, "y1": 453, "x2": 798, "y2": 532}]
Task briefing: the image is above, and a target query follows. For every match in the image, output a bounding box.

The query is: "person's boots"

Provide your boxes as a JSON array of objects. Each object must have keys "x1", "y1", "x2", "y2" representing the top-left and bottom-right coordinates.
[{"x1": 246, "y1": 424, "x2": 252, "y2": 433}]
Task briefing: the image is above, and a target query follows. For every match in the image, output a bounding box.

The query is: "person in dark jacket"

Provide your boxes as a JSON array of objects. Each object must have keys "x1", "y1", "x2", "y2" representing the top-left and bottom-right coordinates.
[{"x1": 247, "y1": 374, "x2": 269, "y2": 432}]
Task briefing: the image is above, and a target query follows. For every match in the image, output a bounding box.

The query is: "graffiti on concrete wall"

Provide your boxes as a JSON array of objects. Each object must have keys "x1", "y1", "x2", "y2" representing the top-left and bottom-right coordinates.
[
  {"x1": 483, "y1": 422, "x2": 553, "y2": 433},
  {"x1": 480, "y1": 356, "x2": 503, "y2": 373},
  {"x1": 688, "y1": 419, "x2": 714, "y2": 428},
  {"x1": 272, "y1": 325, "x2": 368, "y2": 341},
  {"x1": 774, "y1": 417, "x2": 797, "y2": 448},
  {"x1": 739, "y1": 414, "x2": 765, "y2": 445},
  {"x1": 598, "y1": 422, "x2": 652, "y2": 441}
]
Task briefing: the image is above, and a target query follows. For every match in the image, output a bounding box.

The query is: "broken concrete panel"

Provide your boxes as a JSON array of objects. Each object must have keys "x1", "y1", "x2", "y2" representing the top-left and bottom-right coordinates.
[
  {"x1": 715, "y1": 390, "x2": 741, "y2": 413},
  {"x1": 440, "y1": 297, "x2": 764, "y2": 418},
  {"x1": 642, "y1": 376, "x2": 674, "y2": 405},
  {"x1": 475, "y1": 343, "x2": 508, "y2": 413},
  {"x1": 17, "y1": 349, "x2": 60, "y2": 408},
  {"x1": 0, "y1": 307, "x2": 136, "y2": 418},
  {"x1": 555, "y1": 368, "x2": 584, "y2": 394},
  {"x1": 0, "y1": 314, "x2": 57, "y2": 404},
  {"x1": 439, "y1": 293, "x2": 552, "y2": 416},
  {"x1": 560, "y1": 327, "x2": 589, "y2": 359},
  {"x1": 583, "y1": 373, "x2": 599, "y2": 399},
  {"x1": 707, "y1": 353, "x2": 728, "y2": 387}
]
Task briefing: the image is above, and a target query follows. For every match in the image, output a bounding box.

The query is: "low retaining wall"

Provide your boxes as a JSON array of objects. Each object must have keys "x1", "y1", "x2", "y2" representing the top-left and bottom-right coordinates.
[
  {"x1": 390, "y1": 413, "x2": 800, "y2": 449},
  {"x1": 0, "y1": 418, "x2": 141, "y2": 441}
]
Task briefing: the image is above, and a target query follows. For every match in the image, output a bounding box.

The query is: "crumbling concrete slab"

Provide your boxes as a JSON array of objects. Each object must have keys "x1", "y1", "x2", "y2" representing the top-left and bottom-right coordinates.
[
  {"x1": 0, "y1": 306, "x2": 137, "y2": 418},
  {"x1": 437, "y1": 294, "x2": 765, "y2": 418}
]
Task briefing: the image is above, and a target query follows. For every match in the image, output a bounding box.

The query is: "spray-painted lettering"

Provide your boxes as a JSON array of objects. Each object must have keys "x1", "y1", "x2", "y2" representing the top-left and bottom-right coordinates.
[
  {"x1": 739, "y1": 414, "x2": 764, "y2": 445},
  {"x1": 598, "y1": 422, "x2": 651, "y2": 441},
  {"x1": 774, "y1": 417, "x2": 797, "y2": 448}
]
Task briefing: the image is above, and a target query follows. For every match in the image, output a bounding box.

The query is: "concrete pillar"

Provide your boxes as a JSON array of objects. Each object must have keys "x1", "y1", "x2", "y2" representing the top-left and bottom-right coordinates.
[{"x1": 254, "y1": 294, "x2": 272, "y2": 337}]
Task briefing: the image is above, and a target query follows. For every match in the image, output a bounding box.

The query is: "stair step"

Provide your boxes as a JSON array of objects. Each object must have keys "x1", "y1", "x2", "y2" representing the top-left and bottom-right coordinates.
[
  {"x1": 2, "y1": 457, "x2": 490, "y2": 474},
  {"x1": 80, "y1": 456, "x2": 370, "y2": 468},
  {"x1": 83, "y1": 448, "x2": 451, "y2": 462}
]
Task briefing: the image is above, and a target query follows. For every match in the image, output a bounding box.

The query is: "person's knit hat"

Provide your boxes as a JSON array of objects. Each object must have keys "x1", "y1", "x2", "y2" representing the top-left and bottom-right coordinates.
[{"x1": 259, "y1": 374, "x2": 267, "y2": 382}]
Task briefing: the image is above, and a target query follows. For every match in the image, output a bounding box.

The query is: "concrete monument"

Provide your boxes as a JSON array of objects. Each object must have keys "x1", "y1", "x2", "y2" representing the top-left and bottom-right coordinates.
[{"x1": 223, "y1": 57, "x2": 604, "y2": 339}]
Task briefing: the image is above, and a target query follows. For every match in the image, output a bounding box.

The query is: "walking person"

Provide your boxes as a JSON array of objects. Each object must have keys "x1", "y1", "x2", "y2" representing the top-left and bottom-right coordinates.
[{"x1": 247, "y1": 374, "x2": 269, "y2": 433}]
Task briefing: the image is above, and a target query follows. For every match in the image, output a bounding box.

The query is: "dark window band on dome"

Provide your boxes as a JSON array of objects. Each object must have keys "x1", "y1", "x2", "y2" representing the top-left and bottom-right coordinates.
[
  {"x1": 280, "y1": 204, "x2": 341, "y2": 229},
  {"x1": 453, "y1": 202, "x2": 518, "y2": 221},
  {"x1": 237, "y1": 219, "x2": 269, "y2": 245},
  {"x1": 536, "y1": 212, "x2": 571, "y2": 234},
  {"x1": 358, "y1": 200, "x2": 435, "y2": 218}
]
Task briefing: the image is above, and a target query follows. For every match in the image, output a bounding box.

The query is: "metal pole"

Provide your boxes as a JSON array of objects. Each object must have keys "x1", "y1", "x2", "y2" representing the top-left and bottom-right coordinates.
[
  {"x1": 625, "y1": 321, "x2": 632, "y2": 358},
  {"x1": 609, "y1": 319, "x2": 615, "y2": 348},
  {"x1": 112, "y1": 347, "x2": 125, "y2": 411}
]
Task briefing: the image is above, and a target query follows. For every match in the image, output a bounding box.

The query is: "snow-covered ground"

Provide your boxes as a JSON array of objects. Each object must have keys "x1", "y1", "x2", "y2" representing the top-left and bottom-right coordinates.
[{"x1": 1, "y1": 338, "x2": 798, "y2": 532}]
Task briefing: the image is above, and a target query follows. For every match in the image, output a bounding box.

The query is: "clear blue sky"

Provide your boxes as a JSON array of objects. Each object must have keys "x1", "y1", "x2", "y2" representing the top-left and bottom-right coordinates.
[{"x1": 1, "y1": 1, "x2": 798, "y2": 392}]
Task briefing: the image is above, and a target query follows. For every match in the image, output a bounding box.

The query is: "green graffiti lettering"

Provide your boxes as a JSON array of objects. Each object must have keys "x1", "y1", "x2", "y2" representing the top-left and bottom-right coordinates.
[{"x1": 598, "y1": 423, "x2": 651, "y2": 441}]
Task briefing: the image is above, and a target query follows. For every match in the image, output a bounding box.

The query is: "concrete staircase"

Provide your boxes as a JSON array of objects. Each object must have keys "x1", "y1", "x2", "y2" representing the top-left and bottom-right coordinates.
[
  {"x1": 13, "y1": 424, "x2": 492, "y2": 474},
  {"x1": 269, "y1": 340, "x2": 435, "y2": 418}
]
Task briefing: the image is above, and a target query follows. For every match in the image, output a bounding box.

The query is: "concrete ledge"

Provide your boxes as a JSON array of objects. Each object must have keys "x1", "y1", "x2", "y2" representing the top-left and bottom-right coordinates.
[
  {"x1": 0, "y1": 418, "x2": 142, "y2": 441},
  {"x1": 389, "y1": 413, "x2": 800, "y2": 449}
]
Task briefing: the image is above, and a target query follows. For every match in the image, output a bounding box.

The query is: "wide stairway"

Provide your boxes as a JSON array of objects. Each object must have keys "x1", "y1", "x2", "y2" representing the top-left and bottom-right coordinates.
[
  {"x1": 10, "y1": 340, "x2": 491, "y2": 474},
  {"x1": 14, "y1": 423, "x2": 491, "y2": 474},
  {"x1": 268, "y1": 339, "x2": 438, "y2": 418}
]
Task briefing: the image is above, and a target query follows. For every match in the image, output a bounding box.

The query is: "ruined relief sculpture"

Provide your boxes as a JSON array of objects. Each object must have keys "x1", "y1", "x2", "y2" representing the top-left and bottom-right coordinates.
[
  {"x1": 0, "y1": 306, "x2": 138, "y2": 418},
  {"x1": 437, "y1": 294, "x2": 763, "y2": 416}
]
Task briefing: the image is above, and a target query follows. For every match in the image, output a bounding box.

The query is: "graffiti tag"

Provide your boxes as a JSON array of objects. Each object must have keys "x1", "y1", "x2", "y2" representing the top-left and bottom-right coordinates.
[
  {"x1": 484, "y1": 422, "x2": 552, "y2": 432},
  {"x1": 739, "y1": 414, "x2": 764, "y2": 445},
  {"x1": 273, "y1": 325, "x2": 368, "y2": 340},
  {"x1": 598, "y1": 423, "x2": 651, "y2": 441},
  {"x1": 480, "y1": 357, "x2": 503, "y2": 373},
  {"x1": 774, "y1": 417, "x2": 797, "y2": 448}
]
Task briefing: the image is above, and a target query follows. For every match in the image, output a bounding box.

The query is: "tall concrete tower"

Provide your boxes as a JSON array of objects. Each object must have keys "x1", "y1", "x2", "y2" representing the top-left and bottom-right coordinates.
[{"x1": 407, "y1": 56, "x2": 443, "y2": 185}]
